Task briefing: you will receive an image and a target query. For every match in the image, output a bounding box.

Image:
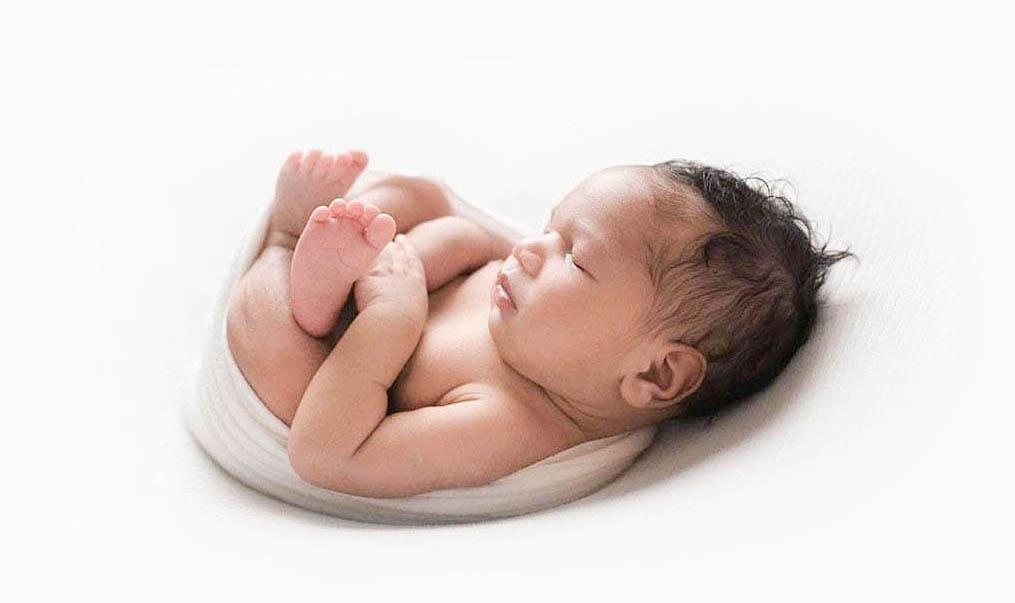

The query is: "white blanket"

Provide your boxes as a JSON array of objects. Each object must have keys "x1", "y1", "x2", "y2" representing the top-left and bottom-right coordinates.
[{"x1": 183, "y1": 170, "x2": 658, "y2": 525}]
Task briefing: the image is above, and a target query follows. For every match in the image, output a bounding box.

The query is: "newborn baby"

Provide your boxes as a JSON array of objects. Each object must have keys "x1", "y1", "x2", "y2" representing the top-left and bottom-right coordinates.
[{"x1": 227, "y1": 149, "x2": 849, "y2": 498}]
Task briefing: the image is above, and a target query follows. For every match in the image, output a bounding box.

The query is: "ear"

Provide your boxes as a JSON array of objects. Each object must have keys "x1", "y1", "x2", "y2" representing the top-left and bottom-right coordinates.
[{"x1": 620, "y1": 343, "x2": 706, "y2": 412}]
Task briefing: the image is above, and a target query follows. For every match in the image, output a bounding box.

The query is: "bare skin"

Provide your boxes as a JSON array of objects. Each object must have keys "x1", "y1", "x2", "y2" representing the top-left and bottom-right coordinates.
[
  {"x1": 289, "y1": 197, "x2": 397, "y2": 338},
  {"x1": 226, "y1": 149, "x2": 508, "y2": 427},
  {"x1": 225, "y1": 150, "x2": 706, "y2": 497},
  {"x1": 226, "y1": 150, "x2": 586, "y2": 497}
]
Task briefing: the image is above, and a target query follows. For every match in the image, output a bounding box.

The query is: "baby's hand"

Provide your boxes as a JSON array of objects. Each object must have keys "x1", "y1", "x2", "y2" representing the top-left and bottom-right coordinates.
[{"x1": 353, "y1": 235, "x2": 428, "y2": 328}]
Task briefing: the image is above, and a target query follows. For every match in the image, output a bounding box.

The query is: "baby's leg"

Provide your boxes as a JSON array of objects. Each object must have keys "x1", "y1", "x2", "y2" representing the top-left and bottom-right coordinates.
[
  {"x1": 402, "y1": 215, "x2": 498, "y2": 291},
  {"x1": 228, "y1": 244, "x2": 330, "y2": 425},
  {"x1": 227, "y1": 150, "x2": 451, "y2": 425}
]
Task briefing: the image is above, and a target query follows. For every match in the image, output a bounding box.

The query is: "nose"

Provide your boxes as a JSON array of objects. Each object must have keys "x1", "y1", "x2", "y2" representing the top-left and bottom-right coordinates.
[{"x1": 511, "y1": 237, "x2": 544, "y2": 276}]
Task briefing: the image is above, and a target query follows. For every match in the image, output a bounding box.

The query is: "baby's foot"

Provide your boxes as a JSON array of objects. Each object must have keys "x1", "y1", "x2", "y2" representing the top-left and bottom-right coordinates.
[
  {"x1": 270, "y1": 149, "x2": 370, "y2": 241},
  {"x1": 290, "y1": 199, "x2": 397, "y2": 337}
]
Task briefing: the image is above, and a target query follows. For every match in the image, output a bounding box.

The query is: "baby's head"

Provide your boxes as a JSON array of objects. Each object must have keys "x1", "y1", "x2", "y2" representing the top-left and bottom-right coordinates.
[{"x1": 489, "y1": 161, "x2": 852, "y2": 437}]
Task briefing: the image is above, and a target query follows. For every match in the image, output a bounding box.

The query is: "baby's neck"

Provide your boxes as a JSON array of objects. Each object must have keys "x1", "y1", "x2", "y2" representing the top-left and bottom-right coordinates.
[{"x1": 536, "y1": 386, "x2": 657, "y2": 443}]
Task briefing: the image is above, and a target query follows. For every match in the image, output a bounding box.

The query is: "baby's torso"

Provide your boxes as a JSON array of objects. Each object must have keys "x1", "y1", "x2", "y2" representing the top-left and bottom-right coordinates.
[{"x1": 388, "y1": 260, "x2": 532, "y2": 412}]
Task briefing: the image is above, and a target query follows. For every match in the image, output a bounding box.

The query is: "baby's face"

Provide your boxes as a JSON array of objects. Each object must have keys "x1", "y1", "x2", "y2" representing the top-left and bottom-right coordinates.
[{"x1": 489, "y1": 166, "x2": 662, "y2": 405}]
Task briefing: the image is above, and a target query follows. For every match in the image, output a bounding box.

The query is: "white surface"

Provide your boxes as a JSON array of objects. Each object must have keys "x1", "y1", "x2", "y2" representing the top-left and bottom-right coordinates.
[{"x1": 3, "y1": 0, "x2": 1011, "y2": 600}]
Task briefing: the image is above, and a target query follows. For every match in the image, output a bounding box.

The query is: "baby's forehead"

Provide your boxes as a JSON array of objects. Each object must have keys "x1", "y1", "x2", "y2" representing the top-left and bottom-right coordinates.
[{"x1": 553, "y1": 170, "x2": 663, "y2": 262}]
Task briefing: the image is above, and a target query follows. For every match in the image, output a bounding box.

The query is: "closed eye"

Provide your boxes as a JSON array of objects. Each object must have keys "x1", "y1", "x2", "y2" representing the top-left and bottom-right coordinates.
[
  {"x1": 545, "y1": 226, "x2": 587, "y2": 274},
  {"x1": 545, "y1": 228, "x2": 583, "y2": 270},
  {"x1": 566, "y1": 253, "x2": 584, "y2": 272}
]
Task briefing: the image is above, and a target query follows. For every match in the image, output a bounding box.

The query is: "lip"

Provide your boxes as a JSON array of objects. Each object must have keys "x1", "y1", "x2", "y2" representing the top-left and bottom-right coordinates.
[{"x1": 494, "y1": 271, "x2": 517, "y2": 310}]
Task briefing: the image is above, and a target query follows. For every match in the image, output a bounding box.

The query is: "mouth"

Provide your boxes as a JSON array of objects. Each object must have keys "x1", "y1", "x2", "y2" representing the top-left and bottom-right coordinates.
[{"x1": 494, "y1": 271, "x2": 517, "y2": 310}]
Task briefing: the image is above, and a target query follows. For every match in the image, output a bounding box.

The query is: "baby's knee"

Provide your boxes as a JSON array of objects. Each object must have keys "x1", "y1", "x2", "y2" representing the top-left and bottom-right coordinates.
[
  {"x1": 405, "y1": 216, "x2": 481, "y2": 259},
  {"x1": 403, "y1": 216, "x2": 491, "y2": 290}
]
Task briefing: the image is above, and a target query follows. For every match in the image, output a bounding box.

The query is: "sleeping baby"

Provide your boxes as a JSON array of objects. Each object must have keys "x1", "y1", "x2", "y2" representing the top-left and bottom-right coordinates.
[{"x1": 226, "y1": 149, "x2": 850, "y2": 498}]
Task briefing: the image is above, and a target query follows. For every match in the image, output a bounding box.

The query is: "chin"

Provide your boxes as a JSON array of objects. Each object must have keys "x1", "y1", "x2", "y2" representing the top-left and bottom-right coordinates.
[
  {"x1": 487, "y1": 312, "x2": 504, "y2": 348},
  {"x1": 487, "y1": 314, "x2": 521, "y2": 366}
]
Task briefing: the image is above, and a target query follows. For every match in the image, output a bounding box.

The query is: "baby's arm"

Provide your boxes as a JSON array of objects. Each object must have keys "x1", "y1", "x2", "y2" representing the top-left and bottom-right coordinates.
[{"x1": 403, "y1": 215, "x2": 500, "y2": 291}]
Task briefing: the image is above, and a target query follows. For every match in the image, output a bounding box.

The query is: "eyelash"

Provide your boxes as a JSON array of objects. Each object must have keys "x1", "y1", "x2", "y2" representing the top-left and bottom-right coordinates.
[{"x1": 566, "y1": 253, "x2": 585, "y2": 272}]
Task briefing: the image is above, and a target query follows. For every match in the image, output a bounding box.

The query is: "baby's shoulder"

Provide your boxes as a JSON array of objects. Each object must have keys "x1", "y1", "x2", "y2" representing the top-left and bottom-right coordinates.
[
  {"x1": 438, "y1": 381, "x2": 584, "y2": 450},
  {"x1": 437, "y1": 380, "x2": 520, "y2": 407}
]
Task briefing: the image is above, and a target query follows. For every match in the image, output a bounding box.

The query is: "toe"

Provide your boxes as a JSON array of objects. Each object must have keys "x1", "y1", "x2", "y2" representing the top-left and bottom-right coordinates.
[
  {"x1": 313, "y1": 154, "x2": 335, "y2": 179},
  {"x1": 345, "y1": 200, "x2": 364, "y2": 218},
  {"x1": 359, "y1": 204, "x2": 380, "y2": 226},
  {"x1": 282, "y1": 151, "x2": 302, "y2": 174},
  {"x1": 328, "y1": 198, "x2": 347, "y2": 217},
  {"x1": 349, "y1": 149, "x2": 369, "y2": 169},
  {"x1": 301, "y1": 149, "x2": 323, "y2": 174},
  {"x1": 335, "y1": 150, "x2": 368, "y2": 191},
  {"x1": 310, "y1": 206, "x2": 331, "y2": 223},
  {"x1": 364, "y1": 213, "x2": 397, "y2": 249},
  {"x1": 328, "y1": 152, "x2": 353, "y2": 183}
]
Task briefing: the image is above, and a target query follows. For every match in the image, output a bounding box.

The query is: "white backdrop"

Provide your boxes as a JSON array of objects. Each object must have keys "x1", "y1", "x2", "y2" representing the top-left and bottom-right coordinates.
[{"x1": 3, "y1": 1, "x2": 1011, "y2": 600}]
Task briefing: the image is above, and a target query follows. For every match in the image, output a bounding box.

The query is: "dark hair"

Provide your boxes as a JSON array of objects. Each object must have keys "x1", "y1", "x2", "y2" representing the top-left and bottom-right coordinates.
[{"x1": 641, "y1": 160, "x2": 856, "y2": 421}]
